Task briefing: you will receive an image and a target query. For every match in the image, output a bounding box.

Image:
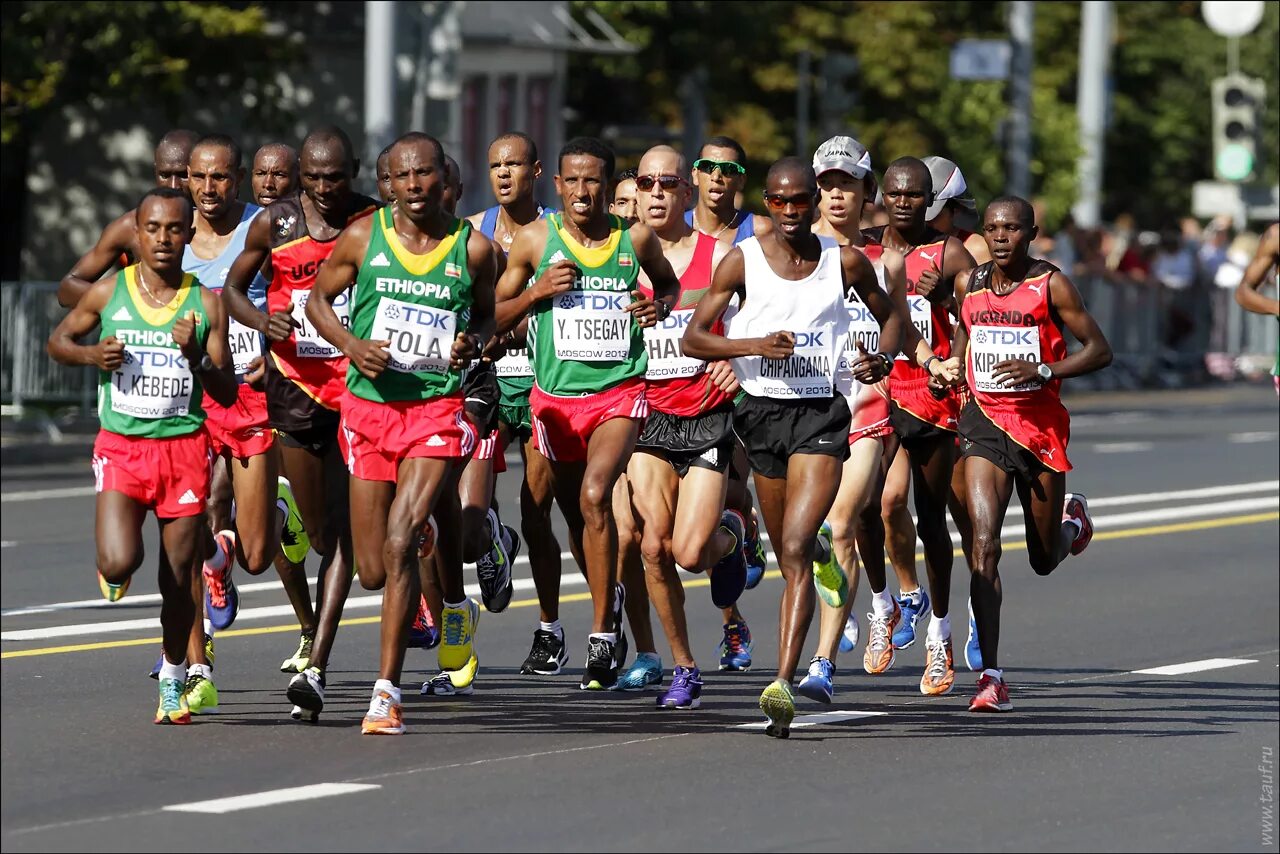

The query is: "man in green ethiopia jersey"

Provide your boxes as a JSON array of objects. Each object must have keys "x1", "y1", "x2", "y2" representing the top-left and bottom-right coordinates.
[
  {"x1": 48, "y1": 187, "x2": 238, "y2": 726},
  {"x1": 494, "y1": 136, "x2": 682, "y2": 691},
  {"x1": 307, "y1": 132, "x2": 497, "y2": 735}
]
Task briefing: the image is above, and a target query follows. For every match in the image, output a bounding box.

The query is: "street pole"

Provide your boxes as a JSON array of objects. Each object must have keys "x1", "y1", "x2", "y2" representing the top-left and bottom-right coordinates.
[
  {"x1": 365, "y1": 1, "x2": 397, "y2": 189},
  {"x1": 1006, "y1": 1, "x2": 1033, "y2": 199},
  {"x1": 796, "y1": 50, "x2": 811, "y2": 157},
  {"x1": 1073, "y1": 0, "x2": 1111, "y2": 229}
]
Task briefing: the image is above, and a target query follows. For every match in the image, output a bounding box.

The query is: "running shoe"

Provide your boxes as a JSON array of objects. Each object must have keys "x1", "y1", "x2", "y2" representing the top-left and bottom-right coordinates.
[
  {"x1": 863, "y1": 599, "x2": 902, "y2": 675},
  {"x1": 1063, "y1": 493, "x2": 1094, "y2": 556},
  {"x1": 616, "y1": 652, "x2": 663, "y2": 691},
  {"x1": 438, "y1": 598, "x2": 480, "y2": 671},
  {"x1": 969, "y1": 672, "x2": 1012, "y2": 713},
  {"x1": 149, "y1": 635, "x2": 213, "y2": 680},
  {"x1": 758, "y1": 679, "x2": 795, "y2": 739},
  {"x1": 154, "y1": 677, "x2": 191, "y2": 725},
  {"x1": 501, "y1": 524, "x2": 522, "y2": 566},
  {"x1": 796, "y1": 656, "x2": 835, "y2": 704},
  {"x1": 184, "y1": 671, "x2": 219, "y2": 714},
  {"x1": 476, "y1": 512, "x2": 515, "y2": 612},
  {"x1": 407, "y1": 595, "x2": 440, "y2": 650},
  {"x1": 891, "y1": 588, "x2": 929, "y2": 649},
  {"x1": 964, "y1": 599, "x2": 984, "y2": 672},
  {"x1": 361, "y1": 685, "x2": 405, "y2": 735},
  {"x1": 656, "y1": 665, "x2": 702, "y2": 709},
  {"x1": 920, "y1": 637, "x2": 955, "y2": 696},
  {"x1": 839, "y1": 613, "x2": 860, "y2": 653},
  {"x1": 580, "y1": 637, "x2": 619, "y2": 690},
  {"x1": 276, "y1": 477, "x2": 310, "y2": 564},
  {"x1": 418, "y1": 516, "x2": 438, "y2": 559},
  {"x1": 719, "y1": 621, "x2": 753, "y2": 671},
  {"x1": 611, "y1": 582, "x2": 629, "y2": 670},
  {"x1": 710, "y1": 510, "x2": 749, "y2": 608},
  {"x1": 744, "y1": 507, "x2": 767, "y2": 590},
  {"x1": 203, "y1": 530, "x2": 239, "y2": 631},
  {"x1": 811, "y1": 521, "x2": 848, "y2": 608},
  {"x1": 98, "y1": 571, "x2": 129, "y2": 603},
  {"x1": 290, "y1": 704, "x2": 319, "y2": 723},
  {"x1": 280, "y1": 632, "x2": 314, "y2": 673},
  {"x1": 287, "y1": 666, "x2": 325, "y2": 714},
  {"x1": 422, "y1": 654, "x2": 479, "y2": 696},
  {"x1": 519, "y1": 629, "x2": 568, "y2": 675}
]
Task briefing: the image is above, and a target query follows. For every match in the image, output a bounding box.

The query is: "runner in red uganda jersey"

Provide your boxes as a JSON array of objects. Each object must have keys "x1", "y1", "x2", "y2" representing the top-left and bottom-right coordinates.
[
  {"x1": 943, "y1": 196, "x2": 1112, "y2": 714},
  {"x1": 859, "y1": 157, "x2": 975, "y2": 691},
  {"x1": 223, "y1": 126, "x2": 378, "y2": 721}
]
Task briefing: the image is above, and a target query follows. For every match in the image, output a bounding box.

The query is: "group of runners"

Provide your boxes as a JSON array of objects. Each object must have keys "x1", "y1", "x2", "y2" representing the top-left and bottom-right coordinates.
[{"x1": 49, "y1": 122, "x2": 1120, "y2": 737}]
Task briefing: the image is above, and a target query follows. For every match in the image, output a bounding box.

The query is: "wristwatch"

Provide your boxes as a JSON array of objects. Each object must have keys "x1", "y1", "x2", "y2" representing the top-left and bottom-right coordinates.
[
  {"x1": 877, "y1": 352, "x2": 893, "y2": 375},
  {"x1": 655, "y1": 299, "x2": 672, "y2": 321},
  {"x1": 196, "y1": 353, "x2": 215, "y2": 373},
  {"x1": 1036, "y1": 362, "x2": 1054, "y2": 383}
]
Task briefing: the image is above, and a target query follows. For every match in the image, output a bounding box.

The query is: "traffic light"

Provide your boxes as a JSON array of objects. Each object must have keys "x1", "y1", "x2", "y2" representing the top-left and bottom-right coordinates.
[{"x1": 1211, "y1": 74, "x2": 1265, "y2": 182}]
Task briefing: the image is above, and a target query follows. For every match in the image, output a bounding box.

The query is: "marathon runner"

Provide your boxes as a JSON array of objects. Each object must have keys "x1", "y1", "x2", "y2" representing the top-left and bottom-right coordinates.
[
  {"x1": 944, "y1": 195, "x2": 1110, "y2": 712},
  {"x1": 251, "y1": 143, "x2": 300, "y2": 208},
  {"x1": 305, "y1": 131, "x2": 495, "y2": 734},
  {"x1": 48, "y1": 187, "x2": 238, "y2": 724},
  {"x1": 223, "y1": 126, "x2": 379, "y2": 721},
  {"x1": 375, "y1": 144, "x2": 394, "y2": 205},
  {"x1": 1234, "y1": 222, "x2": 1279, "y2": 394},
  {"x1": 610, "y1": 168, "x2": 639, "y2": 225},
  {"x1": 685, "y1": 136, "x2": 770, "y2": 246},
  {"x1": 495, "y1": 136, "x2": 681, "y2": 690}
]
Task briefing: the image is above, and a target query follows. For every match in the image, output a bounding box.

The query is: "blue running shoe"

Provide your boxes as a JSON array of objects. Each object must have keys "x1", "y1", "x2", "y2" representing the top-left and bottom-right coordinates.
[
  {"x1": 744, "y1": 508, "x2": 767, "y2": 590},
  {"x1": 616, "y1": 652, "x2": 663, "y2": 691},
  {"x1": 710, "y1": 510, "x2": 749, "y2": 608},
  {"x1": 718, "y1": 621, "x2": 752, "y2": 671},
  {"x1": 203, "y1": 530, "x2": 239, "y2": 631},
  {"x1": 796, "y1": 656, "x2": 834, "y2": 704},
  {"x1": 964, "y1": 598, "x2": 984, "y2": 672},
  {"x1": 407, "y1": 594, "x2": 440, "y2": 650},
  {"x1": 891, "y1": 588, "x2": 929, "y2": 649},
  {"x1": 839, "y1": 613, "x2": 860, "y2": 654},
  {"x1": 656, "y1": 665, "x2": 703, "y2": 709}
]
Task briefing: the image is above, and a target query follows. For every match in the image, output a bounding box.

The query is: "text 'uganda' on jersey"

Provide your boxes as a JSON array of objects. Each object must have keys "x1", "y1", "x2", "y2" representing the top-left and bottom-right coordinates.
[
  {"x1": 527, "y1": 213, "x2": 645, "y2": 396},
  {"x1": 346, "y1": 206, "x2": 475, "y2": 403},
  {"x1": 97, "y1": 266, "x2": 210, "y2": 439}
]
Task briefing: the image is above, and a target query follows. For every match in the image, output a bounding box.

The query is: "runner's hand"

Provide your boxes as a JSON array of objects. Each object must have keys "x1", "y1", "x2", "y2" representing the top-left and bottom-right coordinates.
[
  {"x1": 480, "y1": 334, "x2": 506, "y2": 363},
  {"x1": 244, "y1": 356, "x2": 267, "y2": 389},
  {"x1": 173, "y1": 310, "x2": 202, "y2": 362},
  {"x1": 756, "y1": 331, "x2": 795, "y2": 359},
  {"x1": 528, "y1": 260, "x2": 578, "y2": 302},
  {"x1": 347, "y1": 338, "x2": 391, "y2": 379},
  {"x1": 265, "y1": 302, "x2": 301, "y2": 342},
  {"x1": 992, "y1": 358, "x2": 1041, "y2": 388},
  {"x1": 94, "y1": 335, "x2": 125, "y2": 371},
  {"x1": 916, "y1": 263, "x2": 942, "y2": 301},
  {"x1": 930, "y1": 355, "x2": 963, "y2": 385},
  {"x1": 706, "y1": 359, "x2": 740, "y2": 395},
  {"x1": 627, "y1": 290, "x2": 659, "y2": 328},
  {"x1": 927, "y1": 375, "x2": 952, "y2": 399},
  {"x1": 450, "y1": 332, "x2": 482, "y2": 370},
  {"x1": 849, "y1": 340, "x2": 887, "y2": 384}
]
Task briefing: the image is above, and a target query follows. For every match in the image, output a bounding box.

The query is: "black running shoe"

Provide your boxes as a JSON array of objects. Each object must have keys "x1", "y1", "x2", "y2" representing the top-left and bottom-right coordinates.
[
  {"x1": 580, "y1": 637, "x2": 619, "y2": 690},
  {"x1": 611, "y1": 582, "x2": 628, "y2": 670},
  {"x1": 519, "y1": 629, "x2": 568, "y2": 675}
]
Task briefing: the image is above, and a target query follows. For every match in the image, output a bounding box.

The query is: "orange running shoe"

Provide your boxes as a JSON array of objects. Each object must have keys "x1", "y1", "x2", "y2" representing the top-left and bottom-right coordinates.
[
  {"x1": 361, "y1": 686, "x2": 405, "y2": 735},
  {"x1": 919, "y1": 637, "x2": 955, "y2": 695},
  {"x1": 968, "y1": 673, "x2": 1012, "y2": 712},
  {"x1": 862, "y1": 599, "x2": 901, "y2": 675}
]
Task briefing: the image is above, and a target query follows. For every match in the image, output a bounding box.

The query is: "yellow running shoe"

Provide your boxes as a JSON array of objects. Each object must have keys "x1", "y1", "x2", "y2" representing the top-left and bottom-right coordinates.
[
  {"x1": 438, "y1": 598, "x2": 479, "y2": 671},
  {"x1": 759, "y1": 679, "x2": 796, "y2": 739},
  {"x1": 155, "y1": 677, "x2": 192, "y2": 725},
  {"x1": 421, "y1": 654, "x2": 478, "y2": 696},
  {"x1": 919, "y1": 637, "x2": 955, "y2": 696},
  {"x1": 811, "y1": 522, "x2": 848, "y2": 608},
  {"x1": 276, "y1": 477, "x2": 310, "y2": 564},
  {"x1": 280, "y1": 632, "x2": 314, "y2": 673},
  {"x1": 184, "y1": 671, "x2": 219, "y2": 714},
  {"x1": 98, "y1": 571, "x2": 129, "y2": 603}
]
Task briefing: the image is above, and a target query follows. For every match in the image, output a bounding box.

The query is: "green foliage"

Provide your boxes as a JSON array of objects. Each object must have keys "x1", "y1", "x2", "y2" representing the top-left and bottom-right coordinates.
[
  {"x1": 569, "y1": 0, "x2": 1279, "y2": 229},
  {"x1": 0, "y1": 1, "x2": 301, "y2": 145}
]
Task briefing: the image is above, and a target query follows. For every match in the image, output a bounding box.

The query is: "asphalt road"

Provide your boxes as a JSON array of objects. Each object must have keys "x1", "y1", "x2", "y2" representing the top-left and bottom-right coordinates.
[{"x1": 2, "y1": 385, "x2": 1278, "y2": 852}]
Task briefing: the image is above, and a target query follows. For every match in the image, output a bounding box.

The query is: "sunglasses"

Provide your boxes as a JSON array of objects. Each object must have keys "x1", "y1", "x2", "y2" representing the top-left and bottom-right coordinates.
[
  {"x1": 693, "y1": 158, "x2": 746, "y2": 177},
  {"x1": 763, "y1": 193, "x2": 815, "y2": 211},
  {"x1": 634, "y1": 174, "x2": 686, "y2": 191}
]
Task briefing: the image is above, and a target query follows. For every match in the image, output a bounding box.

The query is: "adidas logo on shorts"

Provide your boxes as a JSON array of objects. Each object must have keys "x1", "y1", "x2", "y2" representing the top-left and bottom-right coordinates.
[
  {"x1": 111, "y1": 306, "x2": 133, "y2": 322},
  {"x1": 426, "y1": 435, "x2": 447, "y2": 447},
  {"x1": 371, "y1": 252, "x2": 391, "y2": 268},
  {"x1": 178, "y1": 489, "x2": 200, "y2": 505}
]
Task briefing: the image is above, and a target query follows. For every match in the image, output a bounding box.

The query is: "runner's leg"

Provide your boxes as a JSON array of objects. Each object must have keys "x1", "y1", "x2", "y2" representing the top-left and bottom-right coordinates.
[{"x1": 966, "y1": 456, "x2": 1016, "y2": 671}]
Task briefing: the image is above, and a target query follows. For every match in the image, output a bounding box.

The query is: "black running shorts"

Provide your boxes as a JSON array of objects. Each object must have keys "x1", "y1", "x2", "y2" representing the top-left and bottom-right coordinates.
[
  {"x1": 636, "y1": 405, "x2": 736, "y2": 476},
  {"x1": 733, "y1": 394, "x2": 851, "y2": 479},
  {"x1": 890, "y1": 400, "x2": 956, "y2": 448},
  {"x1": 958, "y1": 399, "x2": 1048, "y2": 481},
  {"x1": 463, "y1": 361, "x2": 501, "y2": 437}
]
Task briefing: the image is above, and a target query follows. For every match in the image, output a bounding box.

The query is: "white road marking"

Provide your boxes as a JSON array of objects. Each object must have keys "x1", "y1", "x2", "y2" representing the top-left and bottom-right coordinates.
[
  {"x1": 1130, "y1": 658, "x2": 1258, "y2": 676},
  {"x1": 1084, "y1": 480, "x2": 1276, "y2": 508},
  {"x1": 1230, "y1": 431, "x2": 1278, "y2": 444},
  {"x1": 0, "y1": 486, "x2": 96, "y2": 503},
  {"x1": 737, "y1": 710, "x2": 886, "y2": 729},
  {"x1": 1092, "y1": 442, "x2": 1154, "y2": 453},
  {"x1": 162, "y1": 783, "x2": 380, "y2": 815}
]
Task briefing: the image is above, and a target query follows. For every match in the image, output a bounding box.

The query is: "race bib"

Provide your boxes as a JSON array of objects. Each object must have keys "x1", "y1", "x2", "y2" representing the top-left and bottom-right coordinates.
[
  {"x1": 843, "y1": 294, "x2": 881, "y2": 355},
  {"x1": 756, "y1": 324, "x2": 837, "y2": 399},
  {"x1": 292, "y1": 290, "x2": 350, "y2": 359},
  {"x1": 110, "y1": 346, "x2": 193, "y2": 419},
  {"x1": 227, "y1": 316, "x2": 262, "y2": 376},
  {"x1": 897, "y1": 294, "x2": 934, "y2": 359},
  {"x1": 495, "y1": 344, "x2": 533, "y2": 378},
  {"x1": 644, "y1": 308, "x2": 702, "y2": 380},
  {"x1": 552, "y1": 290, "x2": 632, "y2": 361},
  {"x1": 369, "y1": 296, "x2": 456, "y2": 374},
  {"x1": 969, "y1": 324, "x2": 1041, "y2": 393}
]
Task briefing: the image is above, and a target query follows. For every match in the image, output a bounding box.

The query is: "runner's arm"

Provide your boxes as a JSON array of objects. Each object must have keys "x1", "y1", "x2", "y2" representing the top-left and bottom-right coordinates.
[
  {"x1": 307, "y1": 216, "x2": 371, "y2": 358},
  {"x1": 1235, "y1": 224, "x2": 1279, "y2": 316},
  {"x1": 964, "y1": 232, "x2": 991, "y2": 266},
  {"x1": 844, "y1": 246, "x2": 902, "y2": 372},
  {"x1": 454, "y1": 229, "x2": 497, "y2": 367},
  {"x1": 1045, "y1": 270, "x2": 1112, "y2": 380},
  {"x1": 495, "y1": 221, "x2": 569, "y2": 335},
  {"x1": 629, "y1": 222, "x2": 680, "y2": 326},
  {"x1": 189, "y1": 288, "x2": 237, "y2": 407},
  {"x1": 682, "y1": 247, "x2": 791, "y2": 361},
  {"x1": 223, "y1": 210, "x2": 275, "y2": 334},
  {"x1": 47, "y1": 277, "x2": 117, "y2": 367},
  {"x1": 57, "y1": 212, "x2": 134, "y2": 308}
]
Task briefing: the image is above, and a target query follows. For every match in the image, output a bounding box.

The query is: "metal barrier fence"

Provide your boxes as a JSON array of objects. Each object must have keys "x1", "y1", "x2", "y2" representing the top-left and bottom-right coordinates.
[{"x1": 1, "y1": 274, "x2": 1275, "y2": 413}]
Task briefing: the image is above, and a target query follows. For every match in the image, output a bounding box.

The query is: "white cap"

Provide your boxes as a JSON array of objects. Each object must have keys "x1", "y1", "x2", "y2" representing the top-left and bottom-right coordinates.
[
  {"x1": 923, "y1": 156, "x2": 976, "y2": 221},
  {"x1": 813, "y1": 136, "x2": 872, "y2": 181}
]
